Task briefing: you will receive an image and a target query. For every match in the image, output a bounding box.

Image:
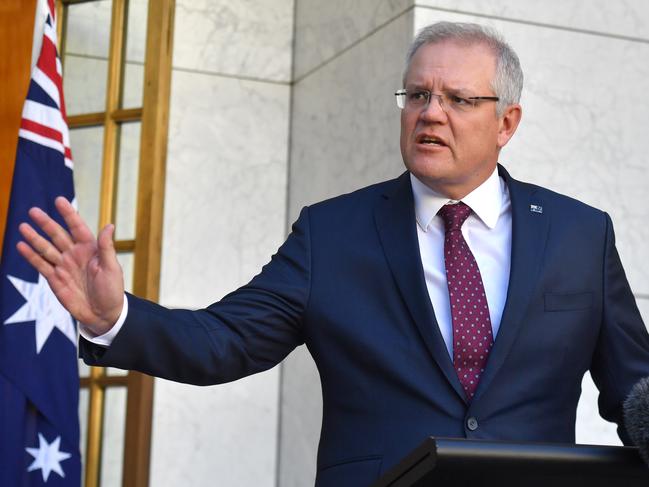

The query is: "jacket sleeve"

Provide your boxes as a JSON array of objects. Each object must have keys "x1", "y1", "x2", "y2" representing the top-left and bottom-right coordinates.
[
  {"x1": 590, "y1": 212, "x2": 649, "y2": 444},
  {"x1": 79, "y1": 207, "x2": 312, "y2": 385}
]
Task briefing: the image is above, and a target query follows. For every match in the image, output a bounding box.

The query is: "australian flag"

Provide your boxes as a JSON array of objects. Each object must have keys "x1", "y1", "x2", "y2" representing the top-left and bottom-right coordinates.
[{"x1": 0, "y1": 0, "x2": 81, "y2": 485}]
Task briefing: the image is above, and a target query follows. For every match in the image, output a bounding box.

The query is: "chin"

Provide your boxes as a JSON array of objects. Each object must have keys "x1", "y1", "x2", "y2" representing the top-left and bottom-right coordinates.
[{"x1": 405, "y1": 156, "x2": 455, "y2": 182}]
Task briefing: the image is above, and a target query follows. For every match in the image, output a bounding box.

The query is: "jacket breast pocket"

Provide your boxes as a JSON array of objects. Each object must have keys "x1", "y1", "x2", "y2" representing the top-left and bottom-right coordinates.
[{"x1": 544, "y1": 292, "x2": 593, "y2": 312}]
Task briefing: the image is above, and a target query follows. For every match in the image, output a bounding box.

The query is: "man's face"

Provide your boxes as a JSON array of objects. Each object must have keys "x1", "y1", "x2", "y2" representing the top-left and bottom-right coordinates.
[{"x1": 400, "y1": 40, "x2": 518, "y2": 198}]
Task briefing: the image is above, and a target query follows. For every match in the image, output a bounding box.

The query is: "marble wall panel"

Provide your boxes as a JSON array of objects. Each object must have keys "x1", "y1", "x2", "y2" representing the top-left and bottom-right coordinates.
[
  {"x1": 414, "y1": 0, "x2": 649, "y2": 40},
  {"x1": 288, "y1": 9, "x2": 414, "y2": 222},
  {"x1": 159, "y1": 70, "x2": 290, "y2": 307},
  {"x1": 575, "y1": 372, "x2": 620, "y2": 445},
  {"x1": 150, "y1": 372, "x2": 279, "y2": 487},
  {"x1": 149, "y1": 67, "x2": 290, "y2": 486},
  {"x1": 577, "y1": 294, "x2": 648, "y2": 446},
  {"x1": 413, "y1": 7, "x2": 649, "y2": 295},
  {"x1": 637, "y1": 297, "x2": 649, "y2": 326},
  {"x1": 173, "y1": 0, "x2": 293, "y2": 82},
  {"x1": 293, "y1": 0, "x2": 412, "y2": 80}
]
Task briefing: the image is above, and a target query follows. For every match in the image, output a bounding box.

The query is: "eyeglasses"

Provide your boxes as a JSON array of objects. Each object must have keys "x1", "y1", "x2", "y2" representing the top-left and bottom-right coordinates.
[{"x1": 395, "y1": 89, "x2": 499, "y2": 113}]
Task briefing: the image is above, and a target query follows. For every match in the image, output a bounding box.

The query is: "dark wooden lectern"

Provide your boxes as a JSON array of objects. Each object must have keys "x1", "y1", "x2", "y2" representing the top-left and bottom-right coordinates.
[{"x1": 372, "y1": 437, "x2": 649, "y2": 487}]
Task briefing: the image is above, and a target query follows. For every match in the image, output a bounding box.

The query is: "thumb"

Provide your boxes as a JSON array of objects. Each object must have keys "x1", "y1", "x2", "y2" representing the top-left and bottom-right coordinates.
[{"x1": 97, "y1": 224, "x2": 117, "y2": 267}]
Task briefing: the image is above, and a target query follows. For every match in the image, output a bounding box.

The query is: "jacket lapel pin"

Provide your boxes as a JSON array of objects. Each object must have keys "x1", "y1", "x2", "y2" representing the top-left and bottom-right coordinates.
[{"x1": 530, "y1": 204, "x2": 543, "y2": 214}]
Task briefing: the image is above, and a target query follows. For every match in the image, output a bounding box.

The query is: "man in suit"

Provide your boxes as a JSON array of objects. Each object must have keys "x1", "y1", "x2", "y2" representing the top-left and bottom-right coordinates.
[{"x1": 17, "y1": 22, "x2": 649, "y2": 486}]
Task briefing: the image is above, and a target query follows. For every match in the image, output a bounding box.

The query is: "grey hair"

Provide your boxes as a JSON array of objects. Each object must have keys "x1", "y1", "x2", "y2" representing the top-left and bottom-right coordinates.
[{"x1": 403, "y1": 22, "x2": 523, "y2": 116}]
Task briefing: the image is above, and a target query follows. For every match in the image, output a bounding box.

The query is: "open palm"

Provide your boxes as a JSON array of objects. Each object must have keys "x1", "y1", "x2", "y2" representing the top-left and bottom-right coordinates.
[{"x1": 16, "y1": 196, "x2": 124, "y2": 336}]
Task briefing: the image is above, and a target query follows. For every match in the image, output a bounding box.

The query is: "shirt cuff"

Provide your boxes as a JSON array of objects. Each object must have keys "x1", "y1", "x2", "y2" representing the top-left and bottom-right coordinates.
[{"x1": 78, "y1": 294, "x2": 129, "y2": 347}]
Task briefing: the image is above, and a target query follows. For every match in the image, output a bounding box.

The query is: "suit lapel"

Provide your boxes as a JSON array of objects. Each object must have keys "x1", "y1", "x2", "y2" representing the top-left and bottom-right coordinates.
[
  {"x1": 374, "y1": 173, "x2": 466, "y2": 402},
  {"x1": 474, "y1": 166, "x2": 550, "y2": 400}
]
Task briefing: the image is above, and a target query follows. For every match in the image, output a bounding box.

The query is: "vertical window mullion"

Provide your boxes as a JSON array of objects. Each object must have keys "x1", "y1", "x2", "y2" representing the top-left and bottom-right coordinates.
[{"x1": 86, "y1": 1, "x2": 130, "y2": 486}]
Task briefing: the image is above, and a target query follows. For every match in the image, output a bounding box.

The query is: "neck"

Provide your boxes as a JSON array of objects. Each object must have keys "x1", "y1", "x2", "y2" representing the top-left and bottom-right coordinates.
[{"x1": 418, "y1": 168, "x2": 497, "y2": 200}]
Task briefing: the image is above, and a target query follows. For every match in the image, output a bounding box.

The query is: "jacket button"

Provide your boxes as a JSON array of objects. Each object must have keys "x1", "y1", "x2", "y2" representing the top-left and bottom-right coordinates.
[{"x1": 467, "y1": 417, "x2": 479, "y2": 431}]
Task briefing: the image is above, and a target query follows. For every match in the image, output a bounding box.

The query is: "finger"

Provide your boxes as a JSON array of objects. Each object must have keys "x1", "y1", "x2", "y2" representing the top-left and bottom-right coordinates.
[
  {"x1": 97, "y1": 224, "x2": 117, "y2": 267},
  {"x1": 54, "y1": 196, "x2": 96, "y2": 244},
  {"x1": 27, "y1": 207, "x2": 74, "y2": 253},
  {"x1": 18, "y1": 222, "x2": 63, "y2": 266},
  {"x1": 16, "y1": 240, "x2": 56, "y2": 278}
]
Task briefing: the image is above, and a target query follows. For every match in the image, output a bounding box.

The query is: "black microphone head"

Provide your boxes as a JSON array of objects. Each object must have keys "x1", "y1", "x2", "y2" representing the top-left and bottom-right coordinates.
[{"x1": 624, "y1": 376, "x2": 649, "y2": 465}]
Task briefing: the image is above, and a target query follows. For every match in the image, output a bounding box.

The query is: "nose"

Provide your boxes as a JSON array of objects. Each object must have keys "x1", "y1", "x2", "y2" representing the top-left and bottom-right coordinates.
[{"x1": 419, "y1": 94, "x2": 447, "y2": 122}]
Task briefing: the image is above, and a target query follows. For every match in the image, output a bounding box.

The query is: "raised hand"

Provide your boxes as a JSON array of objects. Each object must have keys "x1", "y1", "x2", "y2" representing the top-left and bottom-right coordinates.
[{"x1": 16, "y1": 196, "x2": 125, "y2": 336}]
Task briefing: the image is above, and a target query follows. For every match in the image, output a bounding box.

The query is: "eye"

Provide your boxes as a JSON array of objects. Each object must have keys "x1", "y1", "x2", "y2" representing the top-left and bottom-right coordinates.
[
  {"x1": 408, "y1": 90, "x2": 429, "y2": 103},
  {"x1": 449, "y1": 94, "x2": 471, "y2": 106}
]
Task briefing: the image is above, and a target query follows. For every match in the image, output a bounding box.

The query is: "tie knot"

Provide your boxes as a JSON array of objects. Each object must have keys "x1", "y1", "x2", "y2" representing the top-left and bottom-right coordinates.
[{"x1": 438, "y1": 202, "x2": 472, "y2": 232}]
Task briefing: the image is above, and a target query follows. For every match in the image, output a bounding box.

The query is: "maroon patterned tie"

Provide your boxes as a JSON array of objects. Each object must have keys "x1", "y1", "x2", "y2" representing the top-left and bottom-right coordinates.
[{"x1": 438, "y1": 202, "x2": 494, "y2": 400}]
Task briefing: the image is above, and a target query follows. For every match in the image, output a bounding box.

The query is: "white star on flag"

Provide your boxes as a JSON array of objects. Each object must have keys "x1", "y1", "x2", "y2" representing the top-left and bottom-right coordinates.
[
  {"x1": 4, "y1": 273, "x2": 76, "y2": 353},
  {"x1": 25, "y1": 433, "x2": 72, "y2": 482}
]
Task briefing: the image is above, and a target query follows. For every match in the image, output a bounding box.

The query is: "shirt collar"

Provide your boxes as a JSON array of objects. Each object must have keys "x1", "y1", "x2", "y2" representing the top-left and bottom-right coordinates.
[{"x1": 410, "y1": 167, "x2": 504, "y2": 232}]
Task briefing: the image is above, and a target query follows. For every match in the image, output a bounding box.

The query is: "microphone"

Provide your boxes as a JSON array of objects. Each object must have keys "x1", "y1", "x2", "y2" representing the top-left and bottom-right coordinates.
[{"x1": 624, "y1": 376, "x2": 649, "y2": 465}]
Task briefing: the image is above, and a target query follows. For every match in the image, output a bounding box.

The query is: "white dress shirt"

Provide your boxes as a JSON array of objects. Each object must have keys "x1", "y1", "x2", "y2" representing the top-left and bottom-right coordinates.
[
  {"x1": 83, "y1": 167, "x2": 513, "y2": 351},
  {"x1": 78, "y1": 293, "x2": 128, "y2": 345},
  {"x1": 410, "y1": 167, "x2": 512, "y2": 358}
]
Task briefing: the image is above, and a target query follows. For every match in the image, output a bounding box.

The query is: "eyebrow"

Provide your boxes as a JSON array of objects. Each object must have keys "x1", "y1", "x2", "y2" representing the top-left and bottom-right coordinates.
[{"x1": 404, "y1": 84, "x2": 474, "y2": 96}]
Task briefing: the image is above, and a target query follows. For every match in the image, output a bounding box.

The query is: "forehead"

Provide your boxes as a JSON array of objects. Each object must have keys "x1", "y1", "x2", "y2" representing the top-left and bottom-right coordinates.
[{"x1": 404, "y1": 40, "x2": 496, "y2": 91}]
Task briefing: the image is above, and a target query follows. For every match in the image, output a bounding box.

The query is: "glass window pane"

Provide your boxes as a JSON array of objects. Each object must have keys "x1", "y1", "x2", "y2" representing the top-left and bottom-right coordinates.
[
  {"x1": 117, "y1": 252, "x2": 134, "y2": 294},
  {"x1": 79, "y1": 387, "x2": 89, "y2": 483},
  {"x1": 123, "y1": 62, "x2": 144, "y2": 109},
  {"x1": 101, "y1": 387, "x2": 127, "y2": 487},
  {"x1": 63, "y1": 56, "x2": 108, "y2": 115},
  {"x1": 70, "y1": 126, "x2": 104, "y2": 234},
  {"x1": 107, "y1": 367, "x2": 129, "y2": 376},
  {"x1": 65, "y1": 0, "x2": 112, "y2": 59},
  {"x1": 64, "y1": 1, "x2": 112, "y2": 115},
  {"x1": 122, "y1": 0, "x2": 148, "y2": 108},
  {"x1": 79, "y1": 358, "x2": 90, "y2": 378},
  {"x1": 125, "y1": 0, "x2": 147, "y2": 64},
  {"x1": 115, "y1": 122, "x2": 140, "y2": 240}
]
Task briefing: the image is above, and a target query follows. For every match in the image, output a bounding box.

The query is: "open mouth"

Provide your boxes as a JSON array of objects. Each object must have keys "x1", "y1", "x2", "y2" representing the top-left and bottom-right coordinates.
[{"x1": 416, "y1": 135, "x2": 447, "y2": 147}]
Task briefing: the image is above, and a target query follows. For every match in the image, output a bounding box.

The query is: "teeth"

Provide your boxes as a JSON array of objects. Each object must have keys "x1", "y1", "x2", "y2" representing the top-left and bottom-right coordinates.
[{"x1": 422, "y1": 138, "x2": 442, "y2": 145}]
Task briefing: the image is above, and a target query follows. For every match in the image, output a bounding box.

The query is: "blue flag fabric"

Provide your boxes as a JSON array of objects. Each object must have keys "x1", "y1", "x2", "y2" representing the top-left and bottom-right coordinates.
[{"x1": 0, "y1": 2, "x2": 81, "y2": 485}]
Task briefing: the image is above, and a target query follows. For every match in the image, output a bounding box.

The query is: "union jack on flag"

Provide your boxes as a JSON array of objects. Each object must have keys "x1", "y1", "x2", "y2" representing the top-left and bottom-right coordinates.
[{"x1": 0, "y1": 0, "x2": 81, "y2": 485}]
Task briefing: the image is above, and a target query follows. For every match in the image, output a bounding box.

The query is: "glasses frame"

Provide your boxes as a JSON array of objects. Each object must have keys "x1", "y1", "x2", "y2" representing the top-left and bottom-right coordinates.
[{"x1": 395, "y1": 89, "x2": 500, "y2": 112}]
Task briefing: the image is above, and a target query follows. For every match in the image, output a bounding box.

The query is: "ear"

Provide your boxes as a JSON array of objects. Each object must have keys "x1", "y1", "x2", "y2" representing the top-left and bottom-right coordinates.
[{"x1": 496, "y1": 104, "x2": 522, "y2": 148}]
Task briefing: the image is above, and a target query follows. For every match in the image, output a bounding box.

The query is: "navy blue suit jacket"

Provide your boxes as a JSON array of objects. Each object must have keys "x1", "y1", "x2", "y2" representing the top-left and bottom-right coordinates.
[{"x1": 80, "y1": 165, "x2": 649, "y2": 486}]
